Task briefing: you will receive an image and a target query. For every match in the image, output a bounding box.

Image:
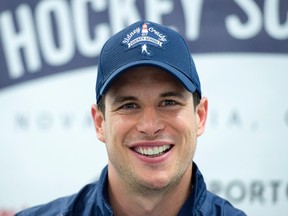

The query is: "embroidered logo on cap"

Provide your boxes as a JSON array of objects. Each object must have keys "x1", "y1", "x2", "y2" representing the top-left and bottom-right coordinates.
[{"x1": 122, "y1": 22, "x2": 168, "y2": 55}]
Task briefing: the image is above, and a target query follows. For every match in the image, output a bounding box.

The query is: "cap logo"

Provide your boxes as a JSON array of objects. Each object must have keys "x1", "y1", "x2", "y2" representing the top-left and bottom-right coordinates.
[
  {"x1": 141, "y1": 44, "x2": 151, "y2": 56},
  {"x1": 122, "y1": 22, "x2": 168, "y2": 55}
]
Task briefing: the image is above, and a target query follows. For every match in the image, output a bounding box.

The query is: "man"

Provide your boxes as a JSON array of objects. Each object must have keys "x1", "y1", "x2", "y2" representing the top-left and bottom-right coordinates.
[{"x1": 16, "y1": 21, "x2": 246, "y2": 215}]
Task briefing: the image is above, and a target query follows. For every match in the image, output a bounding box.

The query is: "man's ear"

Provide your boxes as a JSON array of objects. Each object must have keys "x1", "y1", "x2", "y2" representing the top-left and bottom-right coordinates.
[
  {"x1": 196, "y1": 97, "x2": 208, "y2": 137},
  {"x1": 91, "y1": 104, "x2": 106, "y2": 143}
]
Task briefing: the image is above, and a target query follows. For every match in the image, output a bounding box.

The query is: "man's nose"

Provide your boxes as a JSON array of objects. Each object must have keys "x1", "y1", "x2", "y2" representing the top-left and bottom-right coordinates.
[{"x1": 136, "y1": 107, "x2": 164, "y2": 136}]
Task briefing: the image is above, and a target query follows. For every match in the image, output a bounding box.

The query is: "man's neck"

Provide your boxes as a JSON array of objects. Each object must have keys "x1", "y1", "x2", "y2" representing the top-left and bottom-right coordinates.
[{"x1": 107, "y1": 165, "x2": 193, "y2": 216}]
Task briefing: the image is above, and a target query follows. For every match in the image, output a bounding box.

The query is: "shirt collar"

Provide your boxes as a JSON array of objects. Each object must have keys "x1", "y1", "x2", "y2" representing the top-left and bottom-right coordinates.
[{"x1": 96, "y1": 165, "x2": 113, "y2": 215}]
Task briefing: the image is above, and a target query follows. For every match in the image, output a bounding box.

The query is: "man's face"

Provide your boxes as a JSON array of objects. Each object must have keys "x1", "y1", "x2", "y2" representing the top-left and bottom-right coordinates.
[{"x1": 92, "y1": 66, "x2": 207, "y2": 193}]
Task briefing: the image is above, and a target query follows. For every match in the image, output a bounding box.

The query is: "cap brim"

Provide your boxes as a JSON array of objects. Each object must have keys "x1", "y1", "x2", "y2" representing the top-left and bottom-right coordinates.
[{"x1": 99, "y1": 60, "x2": 197, "y2": 97}]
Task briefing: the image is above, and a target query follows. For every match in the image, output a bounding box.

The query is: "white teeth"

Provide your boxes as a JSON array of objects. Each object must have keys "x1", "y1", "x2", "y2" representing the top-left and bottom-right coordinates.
[{"x1": 134, "y1": 145, "x2": 171, "y2": 156}]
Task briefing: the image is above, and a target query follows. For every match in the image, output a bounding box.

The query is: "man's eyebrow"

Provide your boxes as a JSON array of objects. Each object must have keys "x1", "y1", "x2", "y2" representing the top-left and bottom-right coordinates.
[
  {"x1": 160, "y1": 91, "x2": 188, "y2": 99},
  {"x1": 112, "y1": 95, "x2": 137, "y2": 105}
]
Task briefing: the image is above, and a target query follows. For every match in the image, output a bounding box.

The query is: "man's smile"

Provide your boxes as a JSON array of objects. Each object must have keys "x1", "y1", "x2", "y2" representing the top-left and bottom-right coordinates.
[{"x1": 132, "y1": 144, "x2": 173, "y2": 157}]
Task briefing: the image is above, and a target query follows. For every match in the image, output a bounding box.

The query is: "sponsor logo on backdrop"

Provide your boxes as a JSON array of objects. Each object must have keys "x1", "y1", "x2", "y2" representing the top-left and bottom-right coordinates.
[
  {"x1": 209, "y1": 180, "x2": 288, "y2": 204},
  {"x1": 0, "y1": 0, "x2": 287, "y2": 90}
]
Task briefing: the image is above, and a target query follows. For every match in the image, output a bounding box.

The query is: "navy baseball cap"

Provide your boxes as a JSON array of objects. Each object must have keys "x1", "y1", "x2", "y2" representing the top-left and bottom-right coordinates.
[{"x1": 96, "y1": 20, "x2": 202, "y2": 103}]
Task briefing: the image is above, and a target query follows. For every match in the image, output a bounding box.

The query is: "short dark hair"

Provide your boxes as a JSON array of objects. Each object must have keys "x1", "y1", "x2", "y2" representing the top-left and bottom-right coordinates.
[
  {"x1": 97, "y1": 92, "x2": 201, "y2": 117},
  {"x1": 97, "y1": 95, "x2": 106, "y2": 116}
]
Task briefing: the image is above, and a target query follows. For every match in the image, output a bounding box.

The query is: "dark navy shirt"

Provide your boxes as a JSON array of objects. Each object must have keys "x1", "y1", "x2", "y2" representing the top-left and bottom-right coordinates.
[{"x1": 16, "y1": 163, "x2": 246, "y2": 216}]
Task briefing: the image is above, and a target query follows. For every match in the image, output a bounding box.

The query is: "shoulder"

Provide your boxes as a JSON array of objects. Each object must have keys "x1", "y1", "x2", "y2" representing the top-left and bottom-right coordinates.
[
  {"x1": 199, "y1": 191, "x2": 247, "y2": 216},
  {"x1": 15, "y1": 182, "x2": 100, "y2": 216}
]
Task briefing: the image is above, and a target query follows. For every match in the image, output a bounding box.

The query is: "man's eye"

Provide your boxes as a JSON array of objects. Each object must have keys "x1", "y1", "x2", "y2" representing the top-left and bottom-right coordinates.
[
  {"x1": 120, "y1": 103, "x2": 138, "y2": 110},
  {"x1": 161, "y1": 100, "x2": 177, "y2": 106}
]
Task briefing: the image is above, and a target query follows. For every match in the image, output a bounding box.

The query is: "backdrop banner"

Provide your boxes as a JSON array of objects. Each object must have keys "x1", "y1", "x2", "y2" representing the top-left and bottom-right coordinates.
[{"x1": 0, "y1": 0, "x2": 288, "y2": 215}]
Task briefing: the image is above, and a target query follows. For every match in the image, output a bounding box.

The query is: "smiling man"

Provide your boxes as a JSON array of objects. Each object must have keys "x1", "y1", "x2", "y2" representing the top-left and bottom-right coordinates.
[
  {"x1": 16, "y1": 21, "x2": 246, "y2": 216},
  {"x1": 92, "y1": 66, "x2": 203, "y2": 216}
]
